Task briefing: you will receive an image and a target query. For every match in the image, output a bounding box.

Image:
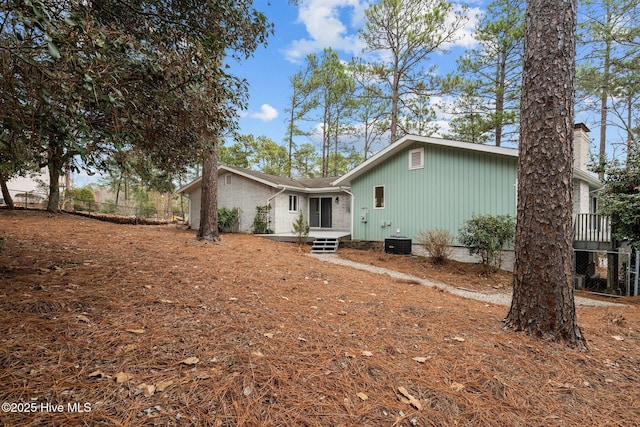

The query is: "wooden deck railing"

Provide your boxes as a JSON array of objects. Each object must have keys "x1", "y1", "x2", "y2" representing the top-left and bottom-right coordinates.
[{"x1": 573, "y1": 214, "x2": 611, "y2": 243}]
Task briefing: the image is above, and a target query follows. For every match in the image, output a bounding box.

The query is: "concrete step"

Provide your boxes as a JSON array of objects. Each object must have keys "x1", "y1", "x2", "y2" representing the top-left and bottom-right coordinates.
[{"x1": 311, "y1": 237, "x2": 340, "y2": 253}]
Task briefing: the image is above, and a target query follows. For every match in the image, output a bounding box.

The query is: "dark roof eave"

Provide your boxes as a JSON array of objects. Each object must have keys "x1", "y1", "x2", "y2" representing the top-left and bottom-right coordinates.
[{"x1": 178, "y1": 166, "x2": 350, "y2": 195}]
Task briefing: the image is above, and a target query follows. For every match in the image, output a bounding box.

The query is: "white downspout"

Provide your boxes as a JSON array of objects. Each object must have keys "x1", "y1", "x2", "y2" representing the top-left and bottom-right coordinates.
[
  {"x1": 340, "y1": 187, "x2": 354, "y2": 238},
  {"x1": 266, "y1": 186, "x2": 286, "y2": 232}
]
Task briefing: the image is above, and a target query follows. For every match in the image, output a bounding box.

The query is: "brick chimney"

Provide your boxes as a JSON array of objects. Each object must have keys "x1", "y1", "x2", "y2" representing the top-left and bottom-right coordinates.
[{"x1": 573, "y1": 123, "x2": 591, "y2": 172}]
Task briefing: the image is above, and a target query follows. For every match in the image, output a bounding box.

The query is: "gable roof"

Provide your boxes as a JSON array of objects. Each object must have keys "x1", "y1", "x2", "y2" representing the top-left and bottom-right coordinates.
[
  {"x1": 331, "y1": 134, "x2": 603, "y2": 190},
  {"x1": 332, "y1": 135, "x2": 518, "y2": 187},
  {"x1": 178, "y1": 165, "x2": 344, "y2": 195}
]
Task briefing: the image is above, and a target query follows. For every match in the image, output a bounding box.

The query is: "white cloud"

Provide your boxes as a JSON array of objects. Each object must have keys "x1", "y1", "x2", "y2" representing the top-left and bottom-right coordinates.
[
  {"x1": 432, "y1": 120, "x2": 451, "y2": 138},
  {"x1": 284, "y1": 1, "x2": 480, "y2": 65},
  {"x1": 284, "y1": 0, "x2": 370, "y2": 63},
  {"x1": 251, "y1": 104, "x2": 279, "y2": 122},
  {"x1": 444, "y1": 4, "x2": 483, "y2": 50}
]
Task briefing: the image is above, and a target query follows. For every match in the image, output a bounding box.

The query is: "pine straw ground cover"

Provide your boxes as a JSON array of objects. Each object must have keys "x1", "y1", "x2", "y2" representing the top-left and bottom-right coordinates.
[{"x1": 0, "y1": 210, "x2": 639, "y2": 427}]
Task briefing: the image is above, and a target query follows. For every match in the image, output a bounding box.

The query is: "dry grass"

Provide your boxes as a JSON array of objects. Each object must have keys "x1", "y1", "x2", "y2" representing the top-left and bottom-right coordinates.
[{"x1": 1, "y1": 210, "x2": 639, "y2": 426}]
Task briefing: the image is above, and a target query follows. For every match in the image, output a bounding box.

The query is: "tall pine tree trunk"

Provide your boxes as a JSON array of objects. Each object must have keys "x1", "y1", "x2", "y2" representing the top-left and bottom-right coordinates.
[
  {"x1": 197, "y1": 140, "x2": 220, "y2": 242},
  {"x1": 390, "y1": 70, "x2": 400, "y2": 143},
  {"x1": 597, "y1": 6, "x2": 612, "y2": 181},
  {"x1": 504, "y1": 0, "x2": 586, "y2": 348},
  {"x1": 494, "y1": 51, "x2": 507, "y2": 147}
]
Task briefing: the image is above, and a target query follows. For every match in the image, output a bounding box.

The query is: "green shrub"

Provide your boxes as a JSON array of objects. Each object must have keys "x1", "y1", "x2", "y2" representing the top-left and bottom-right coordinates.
[
  {"x1": 218, "y1": 207, "x2": 239, "y2": 232},
  {"x1": 252, "y1": 205, "x2": 271, "y2": 234},
  {"x1": 292, "y1": 210, "x2": 310, "y2": 246},
  {"x1": 100, "y1": 200, "x2": 117, "y2": 214},
  {"x1": 599, "y1": 142, "x2": 640, "y2": 249},
  {"x1": 69, "y1": 187, "x2": 95, "y2": 211},
  {"x1": 416, "y1": 228, "x2": 453, "y2": 264},
  {"x1": 458, "y1": 214, "x2": 515, "y2": 274},
  {"x1": 138, "y1": 200, "x2": 157, "y2": 218}
]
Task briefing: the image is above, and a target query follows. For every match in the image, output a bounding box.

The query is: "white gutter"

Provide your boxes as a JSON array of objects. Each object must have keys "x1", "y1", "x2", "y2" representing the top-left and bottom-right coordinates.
[
  {"x1": 304, "y1": 187, "x2": 345, "y2": 194},
  {"x1": 267, "y1": 186, "x2": 287, "y2": 205}
]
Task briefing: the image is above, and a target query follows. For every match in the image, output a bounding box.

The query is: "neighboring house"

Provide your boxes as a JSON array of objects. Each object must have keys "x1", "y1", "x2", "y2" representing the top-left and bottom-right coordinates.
[
  {"x1": 0, "y1": 167, "x2": 73, "y2": 209},
  {"x1": 2, "y1": 168, "x2": 69, "y2": 208},
  {"x1": 178, "y1": 166, "x2": 351, "y2": 234},
  {"x1": 332, "y1": 123, "x2": 603, "y2": 249}
]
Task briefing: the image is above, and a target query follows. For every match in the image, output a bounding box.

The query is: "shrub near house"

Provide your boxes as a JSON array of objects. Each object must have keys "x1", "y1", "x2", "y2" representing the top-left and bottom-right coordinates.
[
  {"x1": 416, "y1": 228, "x2": 453, "y2": 264},
  {"x1": 458, "y1": 214, "x2": 516, "y2": 274},
  {"x1": 218, "y1": 207, "x2": 239, "y2": 232},
  {"x1": 292, "y1": 210, "x2": 310, "y2": 246}
]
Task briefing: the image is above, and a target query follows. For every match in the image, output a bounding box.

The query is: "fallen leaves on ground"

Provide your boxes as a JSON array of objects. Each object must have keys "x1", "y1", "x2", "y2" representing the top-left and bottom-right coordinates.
[{"x1": 1, "y1": 210, "x2": 639, "y2": 426}]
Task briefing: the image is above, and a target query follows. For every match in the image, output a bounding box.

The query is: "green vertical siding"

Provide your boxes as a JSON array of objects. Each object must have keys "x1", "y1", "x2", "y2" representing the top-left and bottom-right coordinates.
[{"x1": 351, "y1": 142, "x2": 517, "y2": 243}]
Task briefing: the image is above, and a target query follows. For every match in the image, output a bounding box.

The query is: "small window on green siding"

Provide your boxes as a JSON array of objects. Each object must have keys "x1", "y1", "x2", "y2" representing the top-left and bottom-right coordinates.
[
  {"x1": 409, "y1": 148, "x2": 424, "y2": 170},
  {"x1": 289, "y1": 195, "x2": 298, "y2": 212},
  {"x1": 374, "y1": 186, "x2": 384, "y2": 209}
]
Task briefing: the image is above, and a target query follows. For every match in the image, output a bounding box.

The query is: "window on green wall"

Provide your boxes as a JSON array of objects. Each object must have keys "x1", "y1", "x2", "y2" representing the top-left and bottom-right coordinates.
[{"x1": 374, "y1": 186, "x2": 384, "y2": 209}]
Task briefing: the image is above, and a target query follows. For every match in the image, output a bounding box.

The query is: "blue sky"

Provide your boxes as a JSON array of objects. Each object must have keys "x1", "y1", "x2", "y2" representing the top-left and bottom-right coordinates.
[
  {"x1": 75, "y1": 0, "x2": 483, "y2": 186},
  {"x1": 230, "y1": 0, "x2": 482, "y2": 149},
  {"x1": 231, "y1": 0, "x2": 632, "y2": 160},
  {"x1": 73, "y1": 0, "x2": 627, "y2": 186}
]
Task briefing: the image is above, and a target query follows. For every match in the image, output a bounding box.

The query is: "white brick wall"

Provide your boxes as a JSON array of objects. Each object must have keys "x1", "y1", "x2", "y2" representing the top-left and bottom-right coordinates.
[
  {"x1": 184, "y1": 173, "x2": 351, "y2": 233},
  {"x1": 271, "y1": 192, "x2": 351, "y2": 233},
  {"x1": 572, "y1": 126, "x2": 595, "y2": 215},
  {"x1": 573, "y1": 180, "x2": 591, "y2": 215},
  {"x1": 218, "y1": 173, "x2": 274, "y2": 233}
]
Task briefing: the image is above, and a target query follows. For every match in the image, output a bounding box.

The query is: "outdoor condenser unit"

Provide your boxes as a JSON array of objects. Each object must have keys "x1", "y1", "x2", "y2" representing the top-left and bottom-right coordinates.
[{"x1": 384, "y1": 237, "x2": 412, "y2": 255}]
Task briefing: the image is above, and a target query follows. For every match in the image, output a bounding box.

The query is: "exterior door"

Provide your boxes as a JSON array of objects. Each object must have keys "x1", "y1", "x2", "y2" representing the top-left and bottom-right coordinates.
[{"x1": 309, "y1": 197, "x2": 332, "y2": 228}]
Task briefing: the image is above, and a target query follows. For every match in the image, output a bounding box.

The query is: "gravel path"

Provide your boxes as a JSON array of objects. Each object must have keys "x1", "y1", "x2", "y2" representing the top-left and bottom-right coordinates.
[{"x1": 310, "y1": 253, "x2": 622, "y2": 307}]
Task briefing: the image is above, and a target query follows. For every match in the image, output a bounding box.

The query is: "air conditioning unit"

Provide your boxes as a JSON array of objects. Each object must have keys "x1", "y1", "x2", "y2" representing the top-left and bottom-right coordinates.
[{"x1": 384, "y1": 237, "x2": 412, "y2": 255}]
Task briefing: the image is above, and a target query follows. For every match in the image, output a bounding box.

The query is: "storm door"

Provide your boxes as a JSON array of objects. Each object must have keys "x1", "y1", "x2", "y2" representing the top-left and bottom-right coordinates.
[{"x1": 309, "y1": 197, "x2": 332, "y2": 228}]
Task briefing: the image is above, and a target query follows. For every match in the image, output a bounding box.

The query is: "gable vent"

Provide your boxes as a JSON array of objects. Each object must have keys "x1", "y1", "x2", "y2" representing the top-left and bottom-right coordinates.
[{"x1": 409, "y1": 148, "x2": 424, "y2": 170}]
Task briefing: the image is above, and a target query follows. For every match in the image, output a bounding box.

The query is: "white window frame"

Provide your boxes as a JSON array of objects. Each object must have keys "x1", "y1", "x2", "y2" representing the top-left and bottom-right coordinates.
[
  {"x1": 225, "y1": 174, "x2": 232, "y2": 185},
  {"x1": 288, "y1": 194, "x2": 298, "y2": 212},
  {"x1": 408, "y1": 147, "x2": 424, "y2": 170},
  {"x1": 374, "y1": 185, "x2": 385, "y2": 209}
]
